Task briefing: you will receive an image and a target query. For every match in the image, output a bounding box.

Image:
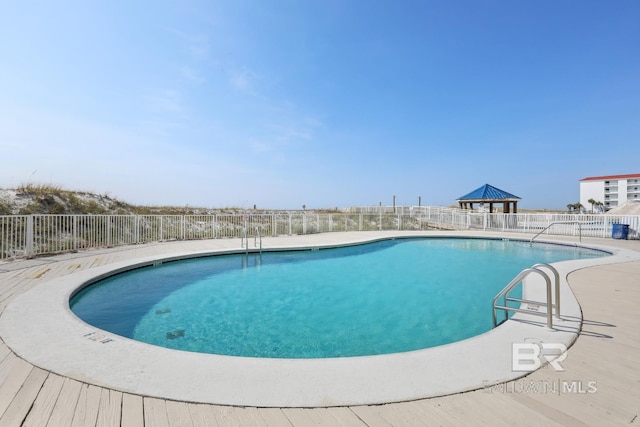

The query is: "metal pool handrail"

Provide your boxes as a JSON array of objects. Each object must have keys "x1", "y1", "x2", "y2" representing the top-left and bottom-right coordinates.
[
  {"x1": 492, "y1": 266, "x2": 554, "y2": 329},
  {"x1": 254, "y1": 226, "x2": 262, "y2": 253},
  {"x1": 532, "y1": 263, "x2": 560, "y2": 318},
  {"x1": 241, "y1": 227, "x2": 248, "y2": 254},
  {"x1": 531, "y1": 221, "x2": 583, "y2": 243}
]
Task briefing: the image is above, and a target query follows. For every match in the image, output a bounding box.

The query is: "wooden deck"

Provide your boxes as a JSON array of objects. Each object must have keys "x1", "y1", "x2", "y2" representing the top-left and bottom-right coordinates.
[{"x1": 0, "y1": 234, "x2": 638, "y2": 426}]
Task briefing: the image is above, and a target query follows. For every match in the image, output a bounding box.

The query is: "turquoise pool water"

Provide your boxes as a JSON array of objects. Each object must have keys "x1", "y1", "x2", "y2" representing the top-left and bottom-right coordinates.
[{"x1": 70, "y1": 238, "x2": 606, "y2": 358}]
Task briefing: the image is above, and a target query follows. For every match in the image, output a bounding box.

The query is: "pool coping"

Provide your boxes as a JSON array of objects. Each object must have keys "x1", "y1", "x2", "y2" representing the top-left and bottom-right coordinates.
[{"x1": 1, "y1": 232, "x2": 638, "y2": 407}]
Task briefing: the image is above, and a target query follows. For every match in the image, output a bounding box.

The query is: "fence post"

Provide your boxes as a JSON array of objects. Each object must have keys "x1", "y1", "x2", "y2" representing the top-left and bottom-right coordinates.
[
  {"x1": 25, "y1": 215, "x2": 34, "y2": 258},
  {"x1": 272, "y1": 214, "x2": 276, "y2": 237},
  {"x1": 213, "y1": 214, "x2": 217, "y2": 239},
  {"x1": 106, "y1": 217, "x2": 111, "y2": 247},
  {"x1": 73, "y1": 215, "x2": 78, "y2": 251},
  {"x1": 134, "y1": 215, "x2": 139, "y2": 244}
]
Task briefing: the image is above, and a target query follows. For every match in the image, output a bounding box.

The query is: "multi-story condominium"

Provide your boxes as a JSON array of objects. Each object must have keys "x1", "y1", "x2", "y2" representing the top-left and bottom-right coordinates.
[{"x1": 580, "y1": 173, "x2": 640, "y2": 212}]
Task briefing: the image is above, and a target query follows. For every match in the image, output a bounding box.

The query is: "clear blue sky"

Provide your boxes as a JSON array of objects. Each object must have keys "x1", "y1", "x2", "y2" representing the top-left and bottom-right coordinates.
[{"x1": 1, "y1": 1, "x2": 639, "y2": 210}]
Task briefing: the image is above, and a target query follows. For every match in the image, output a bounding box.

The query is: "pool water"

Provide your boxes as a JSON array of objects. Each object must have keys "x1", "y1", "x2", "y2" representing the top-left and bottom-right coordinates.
[{"x1": 70, "y1": 238, "x2": 605, "y2": 358}]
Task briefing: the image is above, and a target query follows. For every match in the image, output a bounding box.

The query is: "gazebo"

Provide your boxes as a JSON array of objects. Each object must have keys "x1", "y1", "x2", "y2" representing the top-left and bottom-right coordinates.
[{"x1": 457, "y1": 184, "x2": 521, "y2": 213}]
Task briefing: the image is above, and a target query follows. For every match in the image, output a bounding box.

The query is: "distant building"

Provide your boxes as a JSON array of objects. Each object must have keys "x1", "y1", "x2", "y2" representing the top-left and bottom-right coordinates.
[{"x1": 580, "y1": 173, "x2": 640, "y2": 212}]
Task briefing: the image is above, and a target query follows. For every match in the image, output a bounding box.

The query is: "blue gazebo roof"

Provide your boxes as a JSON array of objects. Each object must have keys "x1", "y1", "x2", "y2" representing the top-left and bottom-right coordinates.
[{"x1": 457, "y1": 184, "x2": 520, "y2": 201}]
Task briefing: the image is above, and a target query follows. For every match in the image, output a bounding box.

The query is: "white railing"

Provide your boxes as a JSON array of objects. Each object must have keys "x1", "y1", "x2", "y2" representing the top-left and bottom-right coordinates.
[{"x1": 1, "y1": 208, "x2": 638, "y2": 260}]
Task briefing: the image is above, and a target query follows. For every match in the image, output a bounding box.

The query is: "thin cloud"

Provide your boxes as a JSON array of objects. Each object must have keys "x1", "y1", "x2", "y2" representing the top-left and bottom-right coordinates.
[
  {"x1": 266, "y1": 112, "x2": 324, "y2": 145},
  {"x1": 269, "y1": 123, "x2": 312, "y2": 142},
  {"x1": 228, "y1": 67, "x2": 259, "y2": 94},
  {"x1": 180, "y1": 66, "x2": 205, "y2": 84},
  {"x1": 186, "y1": 35, "x2": 210, "y2": 60},
  {"x1": 168, "y1": 28, "x2": 210, "y2": 60},
  {"x1": 146, "y1": 89, "x2": 183, "y2": 113},
  {"x1": 249, "y1": 141, "x2": 272, "y2": 153}
]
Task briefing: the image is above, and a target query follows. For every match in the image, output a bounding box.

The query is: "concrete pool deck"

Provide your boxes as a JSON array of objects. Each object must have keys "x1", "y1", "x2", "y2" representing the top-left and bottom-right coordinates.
[{"x1": 0, "y1": 231, "x2": 638, "y2": 425}]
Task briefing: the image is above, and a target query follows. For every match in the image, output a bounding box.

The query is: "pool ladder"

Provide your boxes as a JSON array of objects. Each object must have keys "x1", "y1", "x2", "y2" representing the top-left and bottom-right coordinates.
[
  {"x1": 492, "y1": 263, "x2": 560, "y2": 329},
  {"x1": 241, "y1": 226, "x2": 262, "y2": 254}
]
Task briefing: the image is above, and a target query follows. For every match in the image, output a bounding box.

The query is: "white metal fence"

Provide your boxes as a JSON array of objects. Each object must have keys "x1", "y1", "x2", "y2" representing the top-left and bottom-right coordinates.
[{"x1": 1, "y1": 207, "x2": 638, "y2": 260}]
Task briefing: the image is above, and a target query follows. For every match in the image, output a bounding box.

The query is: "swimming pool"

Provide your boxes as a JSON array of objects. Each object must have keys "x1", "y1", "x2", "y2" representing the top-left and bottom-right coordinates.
[
  {"x1": 3, "y1": 232, "x2": 634, "y2": 406},
  {"x1": 70, "y1": 237, "x2": 606, "y2": 358}
]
